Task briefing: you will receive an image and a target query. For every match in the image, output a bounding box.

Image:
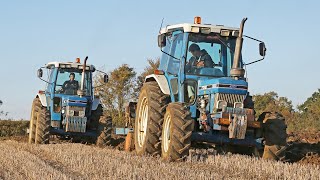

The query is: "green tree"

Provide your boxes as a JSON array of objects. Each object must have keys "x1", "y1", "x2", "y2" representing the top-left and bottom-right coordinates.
[
  {"x1": 298, "y1": 89, "x2": 320, "y2": 114},
  {"x1": 292, "y1": 89, "x2": 320, "y2": 132},
  {"x1": 95, "y1": 64, "x2": 136, "y2": 126},
  {"x1": 253, "y1": 91, "x2": 294, "y2": 120}
]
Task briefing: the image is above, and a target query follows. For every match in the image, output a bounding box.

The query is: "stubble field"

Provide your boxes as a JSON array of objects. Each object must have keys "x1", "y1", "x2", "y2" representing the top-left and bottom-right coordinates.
[{"x1": 0, "y1": 138, "x2": 319, "y2": 180}]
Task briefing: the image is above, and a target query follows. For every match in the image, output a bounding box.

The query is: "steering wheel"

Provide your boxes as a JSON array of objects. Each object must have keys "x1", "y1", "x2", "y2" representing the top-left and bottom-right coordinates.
[{"x1": 56, "y1": 88, "x2": 64, "y2": 94}]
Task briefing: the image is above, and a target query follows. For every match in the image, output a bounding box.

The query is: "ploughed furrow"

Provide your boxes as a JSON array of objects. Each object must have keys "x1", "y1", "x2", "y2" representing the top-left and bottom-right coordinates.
[{"x1": 0, "y1": 140, "x2": 319, "y2": 180}]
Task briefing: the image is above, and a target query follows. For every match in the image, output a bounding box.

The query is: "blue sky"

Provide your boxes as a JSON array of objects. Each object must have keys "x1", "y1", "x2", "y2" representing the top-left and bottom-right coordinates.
[{"x1": 0, "y1": 1, "x2": 319, "y2": 119}]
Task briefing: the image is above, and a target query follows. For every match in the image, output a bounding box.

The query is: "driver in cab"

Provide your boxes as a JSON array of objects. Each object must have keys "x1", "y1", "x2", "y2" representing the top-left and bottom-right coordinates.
[
  {"x1": 186, "y1": 43, "x2": 215, "y2": 71},
  {"x1": 61, "y1": 72, "x2": 79, "y2": 95}
]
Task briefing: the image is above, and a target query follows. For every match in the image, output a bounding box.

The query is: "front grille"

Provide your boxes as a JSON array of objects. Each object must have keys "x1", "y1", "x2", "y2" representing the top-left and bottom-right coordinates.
[{"x1": 214, "y1": 93, "x2": 245, "y2": 107}]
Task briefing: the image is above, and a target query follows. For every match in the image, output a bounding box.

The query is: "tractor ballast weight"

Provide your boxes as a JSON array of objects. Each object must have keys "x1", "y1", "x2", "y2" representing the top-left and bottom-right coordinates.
[
  {"x1": 29, "y1": 57, "x2": 112, "y2": 146},
  {"x1": 134, "y1": 17, "x2": 287, "y2": 160}
]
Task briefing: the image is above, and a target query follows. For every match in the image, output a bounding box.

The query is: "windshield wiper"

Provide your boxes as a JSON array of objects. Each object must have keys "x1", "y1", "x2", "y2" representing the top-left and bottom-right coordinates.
[
  {"x1": 215, "y1": 35, "x2": 234, "y2": 53},
  {"x1": 160, "y1": 49, "x2": 180, "y2": 61}
]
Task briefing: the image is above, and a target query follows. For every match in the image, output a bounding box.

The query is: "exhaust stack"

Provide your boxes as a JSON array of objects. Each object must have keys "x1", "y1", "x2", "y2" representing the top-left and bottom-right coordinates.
[
  {"x1": 230, "y1": 18, "x2": 247, "y2": 79},
  {"x1": 78, "y1": 56, "x2": 88, "y2": 97}
]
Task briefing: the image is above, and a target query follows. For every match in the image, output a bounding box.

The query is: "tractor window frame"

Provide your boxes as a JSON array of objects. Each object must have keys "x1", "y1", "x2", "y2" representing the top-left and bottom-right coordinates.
[
  {"x1": 54, "y1": 68, "x2": 93, "y2": 96},
  {"x1": 185, "y1": 33, "x2": 241, "y2": 77},
  {"x1": 184, "y1": 79, "x2": 198, "y2": 105},
  {"x1": 159, "y1": 31, "x2": 184, "y2": 74}
]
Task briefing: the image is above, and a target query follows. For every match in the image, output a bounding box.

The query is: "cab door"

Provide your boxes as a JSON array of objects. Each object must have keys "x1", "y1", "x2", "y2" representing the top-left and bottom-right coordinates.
[{"x1": 163, "y1": 31, "x2": 185, "y2": 102}]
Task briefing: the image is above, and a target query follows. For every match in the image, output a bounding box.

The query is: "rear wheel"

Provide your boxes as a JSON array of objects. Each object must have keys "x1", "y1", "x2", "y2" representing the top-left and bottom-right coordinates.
[
  {"x1": 96, "y1": 116, "x2": 112, "y2": 147},
  {"x1": 134, "y1": 81, "x2": 169, "y2": 156},
  {"x1": 28, "y1": 98, "x2": 40, "y2": 144},
  {"x1": 161, "y1": 103, "x2": 194, "y2": 161},
  {"x1": 35, "y1": 103, "x2": 50, "y2": 144},
  {"x1": 259, "y1": 112, "x2": 287, "y2": 160}
]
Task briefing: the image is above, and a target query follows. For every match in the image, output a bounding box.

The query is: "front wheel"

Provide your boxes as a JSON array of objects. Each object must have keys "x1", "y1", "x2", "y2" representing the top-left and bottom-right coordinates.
[
  {"x1": 161, "y1": 103, "x2": 194, "y2": 161},
  {"x1": 134, "y1": 81, "x2": 169, "y2": 156}
]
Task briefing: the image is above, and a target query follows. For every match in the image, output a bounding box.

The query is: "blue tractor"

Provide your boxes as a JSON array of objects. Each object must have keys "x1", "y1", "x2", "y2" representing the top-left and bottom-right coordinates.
[
  {"x1": 29, "y1": 57, "x2": 112, "y2": 146},
  {"x1": 134, "y1": 17, "x2": 287, "y2": 160}
]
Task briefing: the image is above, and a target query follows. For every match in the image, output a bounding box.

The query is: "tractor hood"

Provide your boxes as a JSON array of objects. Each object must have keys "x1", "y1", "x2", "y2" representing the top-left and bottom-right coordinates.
[
  {"x1": 62, "y1": 96, "x2": 88, "y2": 107},
  {"x1": 198, "y1": 77, "x2": 248, "y2": 95}
]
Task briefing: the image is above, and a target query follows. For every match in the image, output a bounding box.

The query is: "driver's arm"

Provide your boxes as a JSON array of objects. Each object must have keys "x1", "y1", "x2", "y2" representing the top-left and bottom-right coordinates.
[
  {"x1": 203, "y1": 55, "x2": 215, "y2": 68},
  {"x1": 75, "y1": 81, "x2": 79, "y2": 90},
  {"x1": 62, "y1": 81, "x2": 68, "y2": 91},
  {"x1": 186, "y1": 57, "x2": 195, "y2": 69}
]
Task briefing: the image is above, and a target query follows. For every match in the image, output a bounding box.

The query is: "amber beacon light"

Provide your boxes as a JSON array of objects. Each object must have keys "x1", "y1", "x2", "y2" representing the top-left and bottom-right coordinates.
[{"x1": 194, "y1": 16, "x2": 201, "y2": 24}]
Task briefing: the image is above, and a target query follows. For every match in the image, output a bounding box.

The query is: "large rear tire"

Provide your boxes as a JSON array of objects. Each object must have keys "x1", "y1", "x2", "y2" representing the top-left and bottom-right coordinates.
[
  {"x1": 134, "y1": 81, "x2": 170, "y2": 156},
  {"x1": 161, "y1": 103, "x2": 194, "y2": 161},
  {"x1": 28, "y1": 98, "x2": 40, "y2": 144},
  {"x1": 259, "y1": 112, "x2": 287, "y2": 160},
  {"x1": 96, "y1": 116, "x2": 112, "y2": 147},
  {"x1": 35, "y1": 107, "x2": 50, "y2": 144}
]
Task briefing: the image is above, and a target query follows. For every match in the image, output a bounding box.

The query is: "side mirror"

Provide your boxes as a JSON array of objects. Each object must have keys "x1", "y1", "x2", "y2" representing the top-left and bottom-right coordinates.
[
  {"x1": 103, "y1": 74, "x2": 109, "y2": 83},
  {"x1": 259, "y1": 42, "x2": 267, "y2": 57},
  {"x1": 37, "y1": 69, "x2": 43, "y2": 78},
  {"x1": 157, "y1": 34, "x2": 166, "y2": 47}
]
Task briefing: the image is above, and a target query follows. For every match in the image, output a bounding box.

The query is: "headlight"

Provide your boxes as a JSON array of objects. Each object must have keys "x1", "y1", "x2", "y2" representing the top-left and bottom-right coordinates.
[
  {"x1": 68, "y1": 110, "x2": 74, "y2": 116},
  {"x1": 79, "y1": 110, "x2": 85, "y2": 117},
  {"x1": 66, "y1": 106, "x2": 85, "y2": 117},
  {"x1": 234, "y1": 102, "x2": 244, "y2": 108},
  {"x1": 216, "y1": 100, "x2": 227, "y2": 110}
]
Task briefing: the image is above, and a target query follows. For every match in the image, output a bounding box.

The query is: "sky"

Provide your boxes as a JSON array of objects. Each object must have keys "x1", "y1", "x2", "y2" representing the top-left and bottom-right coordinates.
[{"x1": 0, "y1": 1, "x2": 319, "y2": 119}]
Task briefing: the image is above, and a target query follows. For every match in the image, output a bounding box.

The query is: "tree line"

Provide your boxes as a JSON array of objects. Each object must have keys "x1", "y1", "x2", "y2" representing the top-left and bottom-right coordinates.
[
  {"x1": 94, "y1": 58, "x2": 159, "y2": 126},
  {"x1": 95, "y1": 58, "x2": 320, "y2": 133},
  {"x1": 254, "y1": 90, "x2": 320, "y2": 133}
]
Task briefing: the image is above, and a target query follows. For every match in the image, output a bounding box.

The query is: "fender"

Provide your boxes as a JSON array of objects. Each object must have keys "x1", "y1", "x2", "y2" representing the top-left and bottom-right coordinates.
[
  {"x1": 36, "y1": 93, "x2": 47, "y2": 107},
  {"x1": 145, "y1": 74, "x2": 170, "y2": 95},
  {"x1": 91, "y1": 98, "x2": 100, "y2": 110}
]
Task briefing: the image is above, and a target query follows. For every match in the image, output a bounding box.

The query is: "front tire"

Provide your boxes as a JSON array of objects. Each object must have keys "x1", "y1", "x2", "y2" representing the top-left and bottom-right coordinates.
[
  {"x1": 161, "y1": 103, "x2": 194, "y2": 161},
  {"x1": 134, "y1": 81, "x2": 169, "y2": 156}
]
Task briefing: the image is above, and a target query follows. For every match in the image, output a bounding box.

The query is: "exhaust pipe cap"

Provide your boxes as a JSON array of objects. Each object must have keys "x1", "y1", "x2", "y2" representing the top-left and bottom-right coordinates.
[{"x1": 230, "y1": 68, "x2": 245, "y2": 78}]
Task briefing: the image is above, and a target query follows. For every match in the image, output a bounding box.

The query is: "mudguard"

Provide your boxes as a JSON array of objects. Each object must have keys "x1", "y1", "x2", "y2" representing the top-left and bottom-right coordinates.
[
  {"x1": 37, "y1": 93, "x2": 47, "y2": 107},
  {"x1": 91, "y1": 98, "x2": 100, "y2": 110},
  {"x1": 145, "y1": 74, "x2": 170, "y2": 95}
]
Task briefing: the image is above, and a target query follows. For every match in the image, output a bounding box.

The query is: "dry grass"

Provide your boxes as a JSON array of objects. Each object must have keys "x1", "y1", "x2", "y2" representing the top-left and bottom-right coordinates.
[{"x1": 0, "y1": 141, "x2": 319, "y2": 180}]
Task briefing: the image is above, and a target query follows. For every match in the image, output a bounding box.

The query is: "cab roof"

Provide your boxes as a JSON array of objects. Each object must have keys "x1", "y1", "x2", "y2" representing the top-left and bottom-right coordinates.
[
  {"x1": 160, "y1": 23, "x2": 239, "y2": 36},
  {"x1": 45, "y1": 61, "x2": 96, "y2": 71}
]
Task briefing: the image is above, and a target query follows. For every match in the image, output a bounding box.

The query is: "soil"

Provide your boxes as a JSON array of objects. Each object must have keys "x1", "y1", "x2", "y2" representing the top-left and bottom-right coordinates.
[{"x1": 286, "y1": 132, "x2": 320, "y2": 165}]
